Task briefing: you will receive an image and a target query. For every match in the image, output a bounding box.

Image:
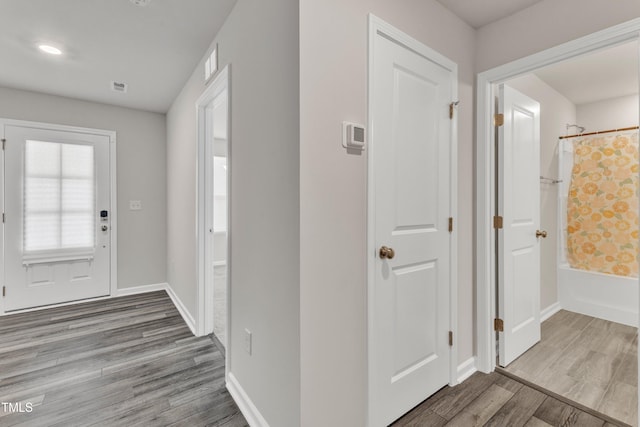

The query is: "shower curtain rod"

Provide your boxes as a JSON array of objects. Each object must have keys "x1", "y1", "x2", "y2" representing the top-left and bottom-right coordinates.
[{"x1": 559, "y1": 125, "x2": 639, "y2": 140}]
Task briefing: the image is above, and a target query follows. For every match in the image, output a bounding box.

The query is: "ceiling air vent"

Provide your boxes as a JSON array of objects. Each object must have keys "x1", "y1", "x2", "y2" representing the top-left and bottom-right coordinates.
[{"x1": 111, "y1": 81, "x2": 128, "y2": 94}]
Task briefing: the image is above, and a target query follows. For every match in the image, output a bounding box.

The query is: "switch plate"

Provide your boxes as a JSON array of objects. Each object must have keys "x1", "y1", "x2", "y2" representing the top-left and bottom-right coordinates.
[
  {"x1": 129, "y1": 200, "x2": 142, "y2": 211},
  {"x1": 244, "y1": 328, "x2": 252, "y2": 355}
]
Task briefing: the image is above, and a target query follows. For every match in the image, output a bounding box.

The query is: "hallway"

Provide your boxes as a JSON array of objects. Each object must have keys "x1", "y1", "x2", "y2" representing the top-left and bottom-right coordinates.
[{"x1": 0, "y1": 292, "x2": 246, "y2": 426}]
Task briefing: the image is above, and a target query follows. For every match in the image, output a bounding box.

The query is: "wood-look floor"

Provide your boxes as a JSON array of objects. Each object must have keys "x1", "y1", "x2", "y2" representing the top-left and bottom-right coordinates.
[
  {"x1": 503, "y1": 310, "x2": 638, "y2": 426},
  {"x1": 393, "y1": 371, "x2": 624, "y2": 427},
  {"x1": 0, "y1": 291, "x2": 247, "y2": 427}
]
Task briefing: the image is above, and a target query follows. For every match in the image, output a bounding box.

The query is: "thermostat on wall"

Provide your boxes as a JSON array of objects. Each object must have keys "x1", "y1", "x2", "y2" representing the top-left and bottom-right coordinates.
[{"x1": 342, "y1": 122, "x2": 366, "y2": 150}]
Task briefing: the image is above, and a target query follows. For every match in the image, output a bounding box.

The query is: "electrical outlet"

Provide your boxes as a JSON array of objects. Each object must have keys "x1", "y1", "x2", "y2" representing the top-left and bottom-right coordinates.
[
  {"x1": 244, "y1": 328, "x2": 252, "y2": 355},
  {"x1": 129, "y1": 200, "x2": 142, "y2": 211}
]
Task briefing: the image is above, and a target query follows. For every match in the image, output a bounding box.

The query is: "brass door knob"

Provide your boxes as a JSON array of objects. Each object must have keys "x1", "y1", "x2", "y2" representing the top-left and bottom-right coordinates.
[
  {"x1": 536, "y1": 230, "x2": 547, "y2": 239},
  {"x1": 379, "y1": 246, "x2": 395, "y2": 259}
]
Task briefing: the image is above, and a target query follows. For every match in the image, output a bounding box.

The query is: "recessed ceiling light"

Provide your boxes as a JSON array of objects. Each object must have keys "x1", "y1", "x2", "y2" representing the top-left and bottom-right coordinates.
[{"x1": 38, "y1": 45, "x2": 62, "y2": 55}]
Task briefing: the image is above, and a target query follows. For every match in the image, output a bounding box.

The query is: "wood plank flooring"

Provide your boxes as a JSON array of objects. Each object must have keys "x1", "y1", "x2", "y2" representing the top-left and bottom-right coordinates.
[
  {"x1": 503, "y1": 310, "x2": 638, "y2": 426},
  {"x1": 393, "y1": 371, "x2": 625, "y2": 427},
  {"x1": 0, "y1": 291, "x2": 247, "y2": 427}
]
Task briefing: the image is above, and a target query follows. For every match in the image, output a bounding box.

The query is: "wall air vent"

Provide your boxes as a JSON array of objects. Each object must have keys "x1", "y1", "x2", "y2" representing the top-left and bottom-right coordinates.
[{"x1": 111, "y1": 81, "x2": 128, "y2": 94}]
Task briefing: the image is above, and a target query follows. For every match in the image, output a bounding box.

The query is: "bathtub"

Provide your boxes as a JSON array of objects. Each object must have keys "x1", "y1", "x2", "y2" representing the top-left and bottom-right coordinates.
[
  {"x1": 557, "y1": 138, "x2": 638, "y2": 328},
  {"x1": 558, "y1": 264, "x2": 638, "y2": 327}
]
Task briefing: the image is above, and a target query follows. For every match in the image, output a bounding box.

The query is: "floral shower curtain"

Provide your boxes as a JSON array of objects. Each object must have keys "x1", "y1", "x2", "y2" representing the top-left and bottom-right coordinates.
[{"x1": 566, "y1": 131, "x2": 639, "y2": 277}]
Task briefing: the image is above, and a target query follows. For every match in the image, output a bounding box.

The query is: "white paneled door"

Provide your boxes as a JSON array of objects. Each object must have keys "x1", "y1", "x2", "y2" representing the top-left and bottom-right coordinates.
[
  {"x1": 3, "y1": 124, "x2": 111, "y2": 311},
  {"x1": 497, "y1": 85, "x2": 542, "y2": 366},
  {"x1": 370, "y1": 21, "x2": 455, "y2": 427}
]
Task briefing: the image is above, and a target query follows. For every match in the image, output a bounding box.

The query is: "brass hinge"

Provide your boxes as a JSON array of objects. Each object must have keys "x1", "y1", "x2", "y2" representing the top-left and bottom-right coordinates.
[
  {"x1": 449, "y1": 101, "x2": 459, "y2": 120},
  {"x1": 448, "y1": 217, "x2": 453, "y2": 233},
  {"x1": 494, "y1": 318, "x2": 504, "y2": 332},
  {"x1": 448, "y1": 331, "x2": 453, "y2": 346},
  {"x1": 494, "y1": 113, "x2": 504, "y2": 127},
  {"x1": 2, "y1": 286, "x2": 5, "y2": 297},
  {"x1": 493, "y1": 215, "x2": 503, "y2": 229}
]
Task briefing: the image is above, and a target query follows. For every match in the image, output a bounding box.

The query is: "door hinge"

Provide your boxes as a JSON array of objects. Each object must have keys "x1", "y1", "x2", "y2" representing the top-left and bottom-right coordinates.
[
  {"x1": 493, "y1": 215, "x2": 503, "y2": 229},
  {"x1": 494, "y1": 113, "x2": 504, "y2": 127},
  {"x1": 2, "y1": 286, "x2": 5, "y2": 297},
  {"x1": 449, "y1": 101, "x2": 460, "y2": 120},
  {"x1": 1, "y1": 139, "x2": 5, "y2": 150},
  {"x1": 448, "y1": 217, "x2": 453, "y2": 233},
  {"x1": 494, "y1": 318, "x2": 504, "y2": 332},
  {"x1": 448, "y1": 331, "x2": 453, "y2": 346},
  {"x1": 2, "y1": 213, "x2": 4, "y2": 223}
]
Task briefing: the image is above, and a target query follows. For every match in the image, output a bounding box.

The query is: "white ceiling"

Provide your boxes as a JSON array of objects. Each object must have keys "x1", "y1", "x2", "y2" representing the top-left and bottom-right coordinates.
[
  {"x1": 534, "y1": 41, "x2": 639, "y2": 105},
  {"x1": 436, "y1": 0, "x2": 544, "y2": 28},
  {"x1": 0, "y1": 0, "x2": 237, "y2": 113}
]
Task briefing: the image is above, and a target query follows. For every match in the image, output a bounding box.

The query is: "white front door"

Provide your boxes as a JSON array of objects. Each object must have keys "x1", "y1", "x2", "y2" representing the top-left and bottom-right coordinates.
[
  {"x1": 370, "y1": 24, "x2": 455, "y2": 426},
  {"x1": 497, "y1": 85, "x2": 542, "y2": 366},
  {"x1": 3, "y1": 123, "x2": 111, "y2": 311}
]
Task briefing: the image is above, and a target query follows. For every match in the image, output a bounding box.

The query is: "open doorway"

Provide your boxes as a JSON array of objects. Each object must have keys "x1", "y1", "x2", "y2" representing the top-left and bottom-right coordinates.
[
  {"x1": 477, "y1": 22, "x2": 640, "y2": 427},
  {"x1": 496, "y1": 41, "x2": 639, "y2": 425},
  {"x1": 197, "y1": 66, "x2": 230, "y2": 355}
]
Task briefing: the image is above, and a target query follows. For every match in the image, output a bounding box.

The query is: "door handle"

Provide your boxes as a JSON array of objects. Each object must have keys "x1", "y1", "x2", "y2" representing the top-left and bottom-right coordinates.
[
  {"x1": 379, "y1": 246, "x2": 395, "y2": 259},
  {"x1": 101, "y1": 225, "x2": 109, "y2": 232},
  {"x1": 536, "y1": 230, "x2": 547, "y2": 239}
]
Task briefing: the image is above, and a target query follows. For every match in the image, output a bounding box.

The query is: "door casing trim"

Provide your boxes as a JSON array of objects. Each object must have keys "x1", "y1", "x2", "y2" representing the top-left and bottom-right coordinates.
[
  {"x1": 367, "y1": 14, "x2": 459, "y2": 426},
  {"x1": 195, "y1": 65, "x2": 231, "y2": 378},
  {"x1": 475, "y1": 18, "x2": 640, "y2": 374},
  {"x1": 0, "y1": 118, "x2": 117, "y2": 315}
]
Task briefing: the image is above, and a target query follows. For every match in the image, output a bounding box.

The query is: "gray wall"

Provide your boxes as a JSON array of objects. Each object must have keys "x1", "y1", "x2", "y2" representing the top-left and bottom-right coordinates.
[
  {"x1": 165, "y1": 1, "x2": 300, "y2": 426},
  {"x1": 299, "y1": 1, "x2": 476, "y2": 425},
  {"x1": 577, "y1": 94, "x2": 640, "y2": 131},
  {"x1": 476, "y1": 0, "x2": 640, "y2": 72},
  {"x1": 0, "y1": 86, "x2": 167, "y2": 289}
]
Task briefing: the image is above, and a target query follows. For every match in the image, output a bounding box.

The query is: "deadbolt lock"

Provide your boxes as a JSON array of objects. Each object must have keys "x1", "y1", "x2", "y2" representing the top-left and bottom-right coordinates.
[{"x1": 379, "y1": 246, "x2": 395, "y2": 260}]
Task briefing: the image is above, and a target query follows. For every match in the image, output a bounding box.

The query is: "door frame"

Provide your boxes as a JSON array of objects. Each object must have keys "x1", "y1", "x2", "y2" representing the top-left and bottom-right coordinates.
[
  {"x1": 0, "y1": 118, "x2": 117, "y2": 315},
  {"x1": 475, "y1": 18, "x2": 640, "y2": 373},
  {"x1": 366, "y1": 14, "x2": 459, "y2": 425},
  {"x1": 196, "y1": 65, "x2": 231, "y2": 365}
]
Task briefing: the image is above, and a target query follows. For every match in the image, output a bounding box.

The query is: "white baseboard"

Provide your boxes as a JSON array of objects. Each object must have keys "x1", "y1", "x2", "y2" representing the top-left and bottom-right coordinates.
[
  {"x1": 165, "y1": 283, "x2": 197, "y2": 336},
  {"x1": 227, "y1": 372, "x2": 270, "y2": 427},
  {"x1": 457, "y1": 357, "x2": 477, "y2": 383},
  {"x1": 540, "y1": 301, "x2": 562, "y2": 322},
  {"x1": 117, "y1": 282, "x2": 168, "y2": 297}
]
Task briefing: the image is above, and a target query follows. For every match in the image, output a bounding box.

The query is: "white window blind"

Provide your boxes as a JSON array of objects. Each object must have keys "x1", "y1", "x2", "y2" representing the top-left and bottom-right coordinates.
[{"x1": 24, "y1": 140, "x2": 95, "y2": 252}]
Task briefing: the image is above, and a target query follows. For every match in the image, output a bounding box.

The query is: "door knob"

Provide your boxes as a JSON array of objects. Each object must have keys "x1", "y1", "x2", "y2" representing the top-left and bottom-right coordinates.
[
  {"x1": 536, "y1": 230, "x2": 547, "y2": 239},
  {"x1": 379, "y1": 246, "x2": 395, "y2": 259},
  {"x1": 101, "y1": 225, "x2": 109, "y2": 232}
]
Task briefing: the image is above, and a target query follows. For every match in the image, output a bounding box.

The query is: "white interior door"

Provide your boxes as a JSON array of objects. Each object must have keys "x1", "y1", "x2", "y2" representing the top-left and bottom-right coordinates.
[
  {"x1": 497, "y1": 85, "x2": 541, "y2": 366},
  {"x1": 370, "y1": 28, "x2": 454, "y2": 426},
  {"x1": 204, "y1": 89, "x2": 229, "y2": 347},
  {"x1": 3, "y1": 124, "x2": 111, "y2": 311}
]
